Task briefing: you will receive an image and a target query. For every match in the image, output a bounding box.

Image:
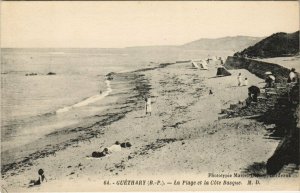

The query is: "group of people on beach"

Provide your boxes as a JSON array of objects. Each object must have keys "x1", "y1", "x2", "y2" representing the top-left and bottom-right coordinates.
[
  {"x1": 238, "y1": 68, "x2": 298, "y2": 89},
  {"x1": 245, "y1": 68, "x2": 298, "y2": 105},
  {"x1": 92, "y1": 141, "x2": 132, "y2": 158},
  {"x1": 264, "y1": 68, "x2": 298, "y2": 88}
]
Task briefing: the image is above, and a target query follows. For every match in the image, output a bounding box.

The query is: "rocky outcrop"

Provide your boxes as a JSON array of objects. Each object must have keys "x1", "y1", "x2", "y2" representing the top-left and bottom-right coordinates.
[
  {"x1": 224, "y1": 55, "x2": 299, "y2": 175},
  {"x1": 234, "y1": 31, "x2": 299, "y2": 58},
  {"x1": 266, "y1": 94, "x2": 299, "y2": 175}
]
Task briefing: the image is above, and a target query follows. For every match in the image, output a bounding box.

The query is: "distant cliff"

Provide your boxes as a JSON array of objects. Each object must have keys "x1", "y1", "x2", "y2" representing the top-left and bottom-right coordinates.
[
  {"x1": 234, "y1": 31, "x2": 299, "y2": 58},
  {"x1": 181, "y1": 36, "x2": 263, "y2": 51}
]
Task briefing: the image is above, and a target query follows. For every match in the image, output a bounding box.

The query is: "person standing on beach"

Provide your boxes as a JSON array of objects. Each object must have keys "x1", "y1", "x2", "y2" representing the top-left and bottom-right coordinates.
[
  {"x1": 244, "y1": 78, "x2": 248, "y2": 86},
  {"x1": 288, "y1": 68, "x2": 297, "y2": 83},
  {"x1": 145, "y1": 96, "x2": 152, "y2": 116},
  {"x1": 237, "y1": 73, "x2": 242, "y2": 86}
]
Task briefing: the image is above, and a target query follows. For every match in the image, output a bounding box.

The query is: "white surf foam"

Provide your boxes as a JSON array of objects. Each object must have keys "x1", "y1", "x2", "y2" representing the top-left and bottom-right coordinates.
[{"x1": 56, "y1": 80, "x2": 112, "y2": 114}]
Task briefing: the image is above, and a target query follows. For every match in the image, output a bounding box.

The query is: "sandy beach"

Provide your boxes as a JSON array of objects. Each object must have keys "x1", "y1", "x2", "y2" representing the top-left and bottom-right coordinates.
[
  {"x1": 3, "y1": 59, "x2": 298, "y2": 192},
  {"x1": 1, "y1": 1, "x2": 299, "y2": 191}
]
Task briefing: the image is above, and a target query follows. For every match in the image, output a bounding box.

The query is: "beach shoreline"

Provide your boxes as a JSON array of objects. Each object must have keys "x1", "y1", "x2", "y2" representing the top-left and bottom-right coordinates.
[
  {"x1": 2, "y1": 60, "x2": 298, "y2": 192},
  {"x1": 1, "y1": 66, "x2": 154, "y2": 173}
]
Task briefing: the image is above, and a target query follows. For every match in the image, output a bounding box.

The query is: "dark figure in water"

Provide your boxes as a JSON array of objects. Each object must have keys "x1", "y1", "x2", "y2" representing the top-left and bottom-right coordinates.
[
  {"x1": 29, "y1": 169, "x2": 47, "y2": 187},
  {"x1": 248, "y1": 86, "x2": 260, "y2": 103}
]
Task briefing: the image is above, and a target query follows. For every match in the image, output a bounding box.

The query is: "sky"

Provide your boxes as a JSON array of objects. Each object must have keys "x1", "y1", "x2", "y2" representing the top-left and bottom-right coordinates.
[{"x1": 1, "y1": 1, "x2": 299, "y2": 48}]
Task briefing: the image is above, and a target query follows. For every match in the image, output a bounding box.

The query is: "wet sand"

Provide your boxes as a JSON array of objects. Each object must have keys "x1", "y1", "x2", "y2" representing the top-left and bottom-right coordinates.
[{"x1": 2, "y1": 61, "x2": 295, "y2": 192}]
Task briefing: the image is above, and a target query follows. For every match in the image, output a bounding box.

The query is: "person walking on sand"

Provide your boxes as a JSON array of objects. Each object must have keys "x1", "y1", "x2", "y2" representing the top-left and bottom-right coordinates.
[
  {"x1": 145, "y1": 96, "x2": 152, "y2": 116},
  {"x1": 237, "y1": 73, "x2": 242, "y2": 86}
]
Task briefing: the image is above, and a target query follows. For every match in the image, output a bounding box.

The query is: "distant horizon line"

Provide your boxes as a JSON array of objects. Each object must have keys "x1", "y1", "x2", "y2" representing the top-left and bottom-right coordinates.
[
  {"x1": 2, "y1": 31, "x2": 298, "y2": 49},
  {"x1": 0, "y1": 34, "x2": 269, "y2": 49}
]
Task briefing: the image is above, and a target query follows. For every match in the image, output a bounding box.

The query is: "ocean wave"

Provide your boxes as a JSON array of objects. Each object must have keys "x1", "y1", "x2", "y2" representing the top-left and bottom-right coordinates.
[{"x1": 56, "y1": 80, "x2": 112, "y2": 114}]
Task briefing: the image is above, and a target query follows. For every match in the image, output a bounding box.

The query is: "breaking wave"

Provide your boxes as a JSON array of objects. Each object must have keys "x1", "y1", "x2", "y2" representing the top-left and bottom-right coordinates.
[{"x1": 56, "y1": 80, "x2": 112, "y2": 114}]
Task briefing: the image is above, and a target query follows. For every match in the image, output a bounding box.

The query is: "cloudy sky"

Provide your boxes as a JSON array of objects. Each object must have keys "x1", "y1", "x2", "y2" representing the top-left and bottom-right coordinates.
[{"x1": 1, "y1": 1, "x2": 299, "y2": 48}]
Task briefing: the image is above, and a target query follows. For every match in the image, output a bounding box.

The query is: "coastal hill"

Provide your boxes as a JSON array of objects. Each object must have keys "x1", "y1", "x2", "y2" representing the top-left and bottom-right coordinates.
[
  {"x1": 181, "y1": 36, "x2": 263, "y2": 51},
  {"x1": 234, "y1": 31, "x2": 299, "y2": 58},
  {"x1": 125, "y1": 36, "x2": 263, "y2": 52}
]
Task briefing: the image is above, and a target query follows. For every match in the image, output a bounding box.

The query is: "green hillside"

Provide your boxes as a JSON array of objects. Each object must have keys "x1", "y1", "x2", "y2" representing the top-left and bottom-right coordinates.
[{"x1": 234, "y1": 31, "x2": 299, "y2": 58}]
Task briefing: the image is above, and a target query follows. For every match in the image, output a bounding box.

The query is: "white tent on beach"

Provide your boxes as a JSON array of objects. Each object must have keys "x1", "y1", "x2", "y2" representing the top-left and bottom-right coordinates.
[
  {"x1": 199, "y1": 60, "x2": 208, "y2": 70},
  {"x1": 192, "y1": 62, "x2": 200, "y2": 69},
  {"x1": 191, "y1": 60, "x2": 208, "y2": 70}
]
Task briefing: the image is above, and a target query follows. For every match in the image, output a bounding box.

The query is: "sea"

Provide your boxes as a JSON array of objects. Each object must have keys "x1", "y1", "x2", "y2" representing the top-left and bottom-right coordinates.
[{"x1": 1, "y1": 47, "x2": 233, "y2": 153}]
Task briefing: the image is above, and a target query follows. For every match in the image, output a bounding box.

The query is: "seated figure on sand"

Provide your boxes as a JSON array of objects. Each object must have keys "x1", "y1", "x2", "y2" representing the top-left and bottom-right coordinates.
[
  {"x1": 92, "y1": 141, "x2": 132, "y2": 157},
  {"x1": 29, "y1": 169, "x2": 47, "y2": 187},
  {"x1": 247, "y1": 86, "x2": 260, "y2": 104},
  {"x1": 108, "y1": 141, "x2": 122, "y2": 153},
  {"x1": 265, "y1": 72, "x2": 276, "y2": 88},
  {"x1": 92, "y1": 148, "x2": 109, "y2": 158},
  {"x1": 120, "y1": 142, "x2": 132, "y2": 148}
]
